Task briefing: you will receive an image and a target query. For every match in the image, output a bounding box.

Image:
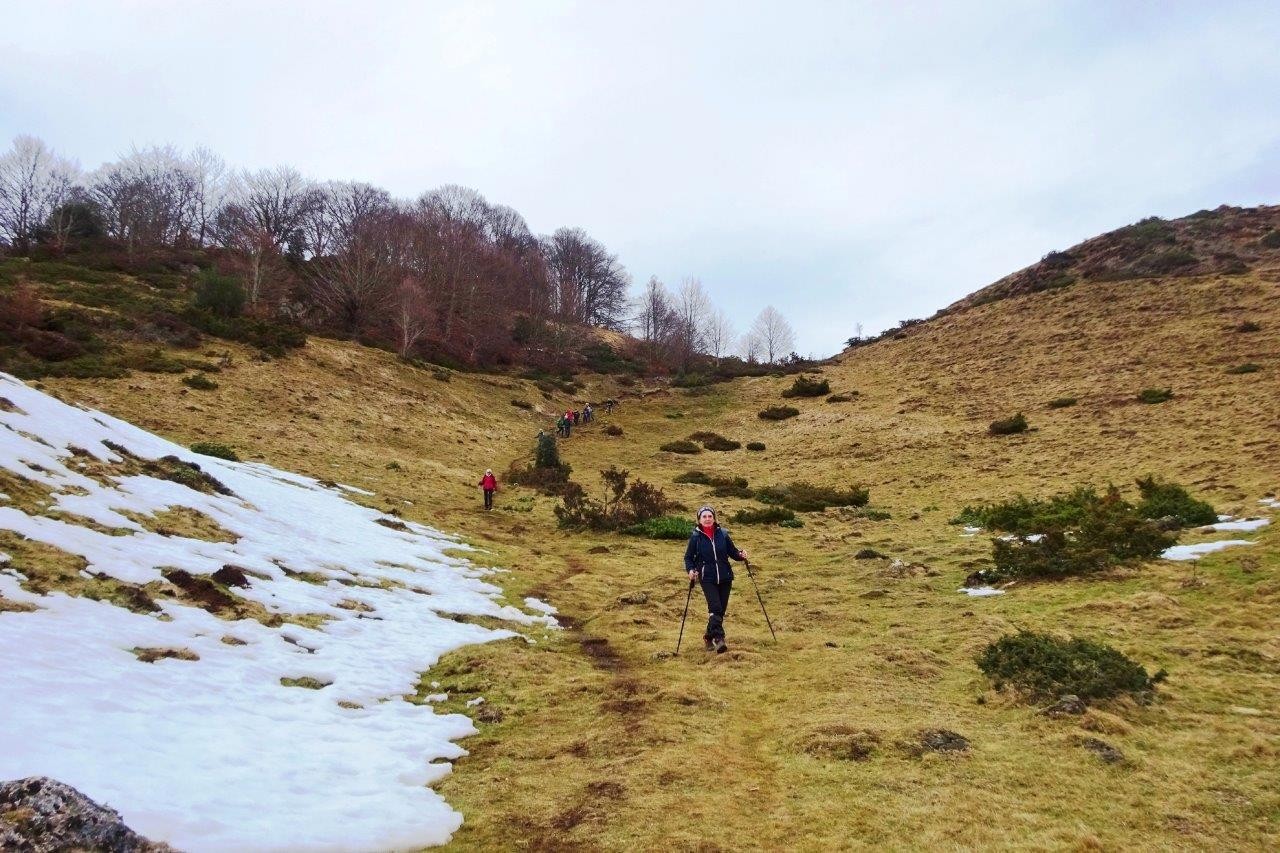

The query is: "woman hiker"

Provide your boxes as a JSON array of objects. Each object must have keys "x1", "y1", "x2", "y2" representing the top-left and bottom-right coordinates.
[
  {"x1": 683, "y1": 506, "x2": 748, "y2": 653},
  {"x1": 478, "y1": 469, "x2": 498, "y2": 510}
]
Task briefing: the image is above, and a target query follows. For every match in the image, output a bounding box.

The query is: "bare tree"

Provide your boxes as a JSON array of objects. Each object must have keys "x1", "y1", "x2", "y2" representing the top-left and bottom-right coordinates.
[
  {"x1": 390, "y1": 275, "x2": 432, "y2": 357},
  {"x1": 544, "y1": 227, "x2": 630, "y2": 329},
  {"x1": 739, "y1": 331, "x2": 762, "y2": 364},
  {"x1": 232, "y1": 166, "x2": 316, "y2": 256},
  {"x1": 189, "y1": 146, "x2": 228, "y2": 246},
  {"x1": 749, "y1": 305, "x2": 796, "y2": 363},
  {"x1": 671, "y1": 276, "x2": 710, "y2": 366},
  {"x1": 633, "y1": 276, "x2": 679, "y2": 359},
  {"x1": 705, "y1": 307, "x2": 735, "y2": 363},
  {"x1": 309, "y1": 220, "x2": 396, "y2": 335},
  {"x1": 0, "y1": 135, "x2": 78, "y2": 253},
  {"x1": 91, "y1": 145, "x2": 200, "y2": 253}
]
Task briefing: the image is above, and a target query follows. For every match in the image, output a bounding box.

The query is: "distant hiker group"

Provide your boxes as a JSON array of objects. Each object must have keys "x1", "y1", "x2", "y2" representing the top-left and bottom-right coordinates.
[{"x1": 556, "y1": 401, "x2": 607, "y2": 437}]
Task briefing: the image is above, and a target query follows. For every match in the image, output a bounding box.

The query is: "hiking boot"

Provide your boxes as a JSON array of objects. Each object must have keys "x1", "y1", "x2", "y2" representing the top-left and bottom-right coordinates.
[
  {"x1": 703, "y1": 636, "x2": 714, "y2": 652},
  {"x1": 713, "y1": 638, "x2": 728, "y2": 654}
]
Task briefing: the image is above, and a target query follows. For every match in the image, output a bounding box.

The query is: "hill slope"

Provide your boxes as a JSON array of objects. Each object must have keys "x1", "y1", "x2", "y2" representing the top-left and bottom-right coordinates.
[{"x1": 3, "y1": 209, "x2": 1279, "y2": 850}]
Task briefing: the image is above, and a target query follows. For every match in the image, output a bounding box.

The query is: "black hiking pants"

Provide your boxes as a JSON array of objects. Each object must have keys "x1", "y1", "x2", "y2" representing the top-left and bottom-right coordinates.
[
  {"x1": 483, "y1": 488, "x2": 494, "y2": 509},
  {"x1": 700, "y1": 578, "x2": 732, "y2": 640}
]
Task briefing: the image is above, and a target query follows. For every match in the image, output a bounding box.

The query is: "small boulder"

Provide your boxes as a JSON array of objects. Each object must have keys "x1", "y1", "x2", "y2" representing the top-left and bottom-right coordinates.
[
  {"x1": 1042, "y1": 694, "x2": 1087, "y2": 717},
  {"x1": 1080, "y1": 737, "x2": 1125, "y2": 764},
  {"x1": 211, "y1": 565, "x2": 251, "y2": 588},
  {"x1": 918, "y1": 729, "x2": 970, "y2": 754}
]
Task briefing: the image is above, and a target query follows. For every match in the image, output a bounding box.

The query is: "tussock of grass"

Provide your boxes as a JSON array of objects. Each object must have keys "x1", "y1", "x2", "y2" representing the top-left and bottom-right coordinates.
[
  {"x1": 1137, "y1": 387, "x2": 1173, "y2": 404},
  {"x1": 758, "y1": 405, "x2": 799, "y2": 421},
  {"x1": 781, "y1": 375, "x2": 830, "y2": 398},
  {"x1": 1047, "y1": 396, "x2": 1078, "y2": 409},
  {"x1": 660, "y1": 439, "x2": 701, "y2": 454},
  {"x1": 755, "y1": 481, "x2": 869, "y2": 512},
  {"x1": 989, "y1": 412, "x2": 1029, "y2": 435}
]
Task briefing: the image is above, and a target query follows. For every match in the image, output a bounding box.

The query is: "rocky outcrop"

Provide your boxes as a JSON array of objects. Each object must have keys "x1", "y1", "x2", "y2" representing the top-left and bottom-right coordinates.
[{"x1": 0, "y1": 777, "x2": 174, "y2": 852}]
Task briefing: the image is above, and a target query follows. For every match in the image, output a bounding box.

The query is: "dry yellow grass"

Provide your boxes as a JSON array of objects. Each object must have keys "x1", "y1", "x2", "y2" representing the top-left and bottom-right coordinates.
[{"x1": 26, "y1": 269, "x2": 1280, "y2": 850}]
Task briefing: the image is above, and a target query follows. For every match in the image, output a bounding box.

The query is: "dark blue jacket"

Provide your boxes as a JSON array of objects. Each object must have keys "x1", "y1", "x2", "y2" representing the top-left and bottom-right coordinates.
[{"x1": 683, "y1": 524, "x2": 743, "y2": 583}]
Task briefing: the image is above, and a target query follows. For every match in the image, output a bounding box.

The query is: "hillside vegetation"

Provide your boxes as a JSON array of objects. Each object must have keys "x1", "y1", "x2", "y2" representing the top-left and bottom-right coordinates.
[{"x1": 5, "y1": 219, "x2": 1279, "y2": 850}]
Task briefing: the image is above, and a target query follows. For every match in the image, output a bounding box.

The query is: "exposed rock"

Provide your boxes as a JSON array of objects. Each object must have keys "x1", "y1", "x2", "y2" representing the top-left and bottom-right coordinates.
[
  {"x1": 917, "y1": 729, "x2": 970, "y2": 754},
  {"x1": 1042, "y1": 694, "x2": 1087, "y2": 717},
  {"x1": 854, "y1": 548, "x2": 885, "y2": 560},
  {"x1": 617, "y1": 590, "x2": 649, "y2": 605},
  {"x1": 0, "y1": 776, "x2": 174, "y2": 852},
  {"x1": 1080, "y1": 737, "x2": 1125, "y2": 764}
]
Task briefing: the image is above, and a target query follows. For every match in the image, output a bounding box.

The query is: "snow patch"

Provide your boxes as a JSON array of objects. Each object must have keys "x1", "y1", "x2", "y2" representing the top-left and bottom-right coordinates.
[
  {"x1": 958, "y1": 586, "x2": 1005, "y2": 597},
  {"x1": 1162, "y1": 540, "x2": 1255, "y2": 561},
  {"x1": 1202, "y1": 517, "x2": 1270, "y2": 533},
  {"x1": 0, "y1": 372, "x2": 546, "y2": 851}
]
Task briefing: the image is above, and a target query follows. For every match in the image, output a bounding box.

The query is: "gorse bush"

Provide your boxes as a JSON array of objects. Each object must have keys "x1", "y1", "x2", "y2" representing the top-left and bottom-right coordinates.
[
  {"x1": 604, "y1": 424, "x2": 623, "y2": 436},
  {"x1": 1134, "y1": 475, "x2": 1216, "y2": 527},
  {"x1": 758, "y1": 405, "x2": 800, "y2": 421},
  {"x1": 507, "y1": 432, "x2": 572, "y2": 494},
  {"x1": 990, "y1": 487, "x2": 1176, "y2": 580},
  {"x1": 661, "y1": 440, "x2": 701, "y2": 454},
  {"x1": 977, "y1": 631, "x2": 1164, "y2": 703},
  {"x1": 1137, "y1": 387, "x2": 1173, "y2": 404},
  {"x1": 755, "y1": 482, "x2": 870, "y2": 512},
  {"x1": 989, "y1": 412, "x2": 1028, "y2": 435},
  {"x1": 534, "y1": 432, "x2": 562, "y2": 469},
  {"x1": 1225, "y1": 363, "x2": 1260, "y2": 374},
  {"x1": 781, "y1": 375, "x2": 830, "y2": 398},
  {"x1": 674, "y1": 471, "x2": 711, "y2": 485},
  {"x1": 746, "y1": 441, "x2": 766, "y2": 451},
  {"x1": 1047, "y1": 397, "x2": 1078, "y2": 409},
  {"x1": 730, "y1": 506, "x2": 796, "y2": 525},
  {"x1": 555, "y1": 466, "x2": 673, "y2": 532},
  {"x1": 182, "y1": 373, "x2": 218, "y2": 390},
  {"x1": 703, "y1": 435, "x2": 741, "y2": 451},
  {"x1": 190, "y1": 442, "x2": 239, "y2": 462},
  {"x1": 953, "y1": 486, "x2": 1101, "y2": 534},
  {"x1": 709, "y1": 476, "x2": 752, "y2": 498},
  {"x1": 1235, "y1": 320, "x2": 1261, "y2": 333}
]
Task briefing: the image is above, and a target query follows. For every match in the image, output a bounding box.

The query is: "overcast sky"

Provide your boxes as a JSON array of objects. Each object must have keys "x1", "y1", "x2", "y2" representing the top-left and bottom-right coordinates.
[{"x1": 4, "y1": 1, "x2": 1279, "y2": 355}]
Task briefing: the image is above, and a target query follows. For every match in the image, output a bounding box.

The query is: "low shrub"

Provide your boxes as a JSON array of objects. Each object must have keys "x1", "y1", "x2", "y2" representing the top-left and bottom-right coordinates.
[
  {"x1": 746, "y1": 441, "x2": 766, "y2": 451},
  {"x1": 781, "y1": 375, "x2": 830, "y2": 398},
  {"x1": 672, "y1": 372, "x2": 711, "y2": 388},
  {"x1": 758, "y1": 406, "x2": 800, "y2": 421},
  {"x1": 953, "y1": 486, "x2": 1101, "y2": 534},
  {"x1": 506, "y1": 464, "x2": 572, "y2": 495},
  {"x1": 990, "y1": 487, "x2": 1176, "y2": 580},
  {"x1": 1134, "y1": 475, "x2": 1216, "y2": 527},
  {"x1": 664, "y1": 412, "x2": 684, "y2": 419},
  {"x1": 1047, "y1": 397, "x2": 1078, "y2": 409},
  {"x1": 858, "y1": 508, "x2": 892, "y2": 521},
  {"x1": 623, "y1": 515, "x2": 693, "y2": 539},
  {"x1": 826, "y1": 393, "x2": 854, "y2": 403},
  {"x1": 22, "y1": 330, "x2": 83, "y2": 362},
  {"x1": 674, "y1": 471, "x2": 712, "y2": 485},
  {"x1": 704, "y1": 435, "x2": 741, "y2": 451},
  {"x1": 181, "y1": 308, "x2": 306, "y2": 357},
  {"x1": 730, "y1": 506, "x2": 796, "y2": 525},
  {"x1": 1225, "y1": 363, "x2": 1260, "y2": 374},
  {"x1": 604, "y1": 424, "x2": 623, "y2": 436},
  {"x1": 709, "y1": 476, "x2": 752, "y2": 498},
  {"x1": 555, "y1": 466, "x2": 674, "y2": 532},
  {"x1": 989, "y1": 412, "x2": 1028, "y2": 435},
  {"x1": 1235, "y1": 320, "x2": 1261, "y2": 333},
  {"x1": 1137, "y1": 388, "x2": 1173, "y2": 404},
  {"x1": 118, "y1": 348, "x2": 188, "y2": 374},
  {"x1": 661, "y1": 440, "x2": 702, "y2": 454},
  {"x1": 193, "y1": 269, "x2": 246, "y2": 318},
  {"x1": 190, "y1": 442, "x2": 239, "y2": 462},
  {"x1": 510, "y1": 398, "x2": 533, "y2": 409},
  {"x1": 855, "y1": 548, "x2": 885, "y2": 559},
  {"x1": 779, "y1": 518, "x2": 805, "y2": 528},
  {"x1": 182, "y1": 373, "x2": 219, "y2": 391},
  {"x1": 977, "y1": 630, "x2": 1164, "y2": 703},
  {"x1": 755, "y1": 482, "x2": 869, "y2": 512}
]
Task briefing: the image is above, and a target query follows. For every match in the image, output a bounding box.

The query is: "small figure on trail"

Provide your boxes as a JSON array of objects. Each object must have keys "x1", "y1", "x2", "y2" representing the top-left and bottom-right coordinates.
[
  {"x1": 683, "y1": 505, "x2": 748, "y2": 654},
  {"x1": 478, "y1": 468, "x2": 498, "y2": 510},
  {"x1": 583, "y1": 403, "x2": 593, "y2": 423},
  {"x1": 572, "y1": 409, "x2": 581, "y2": 427},
  {"x1": 562, "y1": 411, "x2": 572, "y2": 437},
  {"x1": 605, "y1": 398, "x2": 616, "y2": 414}
]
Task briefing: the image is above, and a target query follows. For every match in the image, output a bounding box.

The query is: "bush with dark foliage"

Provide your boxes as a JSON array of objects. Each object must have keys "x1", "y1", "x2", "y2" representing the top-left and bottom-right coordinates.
[
  {"x1": 978, "y1": 630, "x2": 1164, "y2": 703},
  {"x1": 781, "y1": 375, "x2": 830, "y2": 398},
  {"x1": 989, "y1": 412, "x2": 1028, "y2": 435},
  {"x1": 758, "y1": 406, "x2": 800, "y2": 421}
]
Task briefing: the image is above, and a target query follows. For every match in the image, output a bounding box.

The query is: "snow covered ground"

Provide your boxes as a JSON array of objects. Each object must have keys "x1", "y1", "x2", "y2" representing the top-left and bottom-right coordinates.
[{"x1": 0, "y1": 373, "x2": 554, "y2": 851}]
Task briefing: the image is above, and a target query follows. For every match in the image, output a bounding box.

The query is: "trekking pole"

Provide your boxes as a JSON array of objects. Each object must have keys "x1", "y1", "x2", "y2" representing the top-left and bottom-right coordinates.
[
  {"x1": 743, "y1": 559, "x2": 777, "y2": 642},
  {"x1": 674, "y1": 578, "x2": 695, "y2": 655}
]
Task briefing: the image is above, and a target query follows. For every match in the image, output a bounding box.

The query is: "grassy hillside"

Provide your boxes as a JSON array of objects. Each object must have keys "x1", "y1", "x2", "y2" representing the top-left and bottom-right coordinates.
[{"x1": 10, "y1": 249, "x2": 1280, "y2": 849}]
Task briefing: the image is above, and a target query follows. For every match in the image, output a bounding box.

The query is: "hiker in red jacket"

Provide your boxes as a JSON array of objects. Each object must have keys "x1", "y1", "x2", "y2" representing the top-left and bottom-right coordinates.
[{"x1": 478, "y1": 469, "x2": 498, "y2": 510}]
